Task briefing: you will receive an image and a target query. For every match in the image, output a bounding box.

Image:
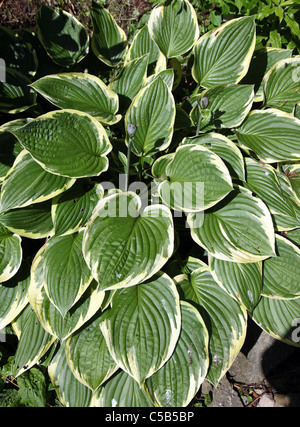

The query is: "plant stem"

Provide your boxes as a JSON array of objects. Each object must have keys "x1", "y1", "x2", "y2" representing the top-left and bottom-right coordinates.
[
  {"x1": 196, "y1": 112, "x2": 202, "y2": 136},
  {"x1": 125, "y1": 137, "x2": 132, "y2": 192}
]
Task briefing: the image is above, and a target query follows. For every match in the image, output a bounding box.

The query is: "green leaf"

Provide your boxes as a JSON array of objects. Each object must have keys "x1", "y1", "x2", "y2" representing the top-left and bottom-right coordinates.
[
  {"x1": 98, "y1": 370, "x2": 154, "y2": 407},
  {"x1": 124, "y1": 78, "x2": 176, "y2": 156},
  {"x1": 182, "y1": 133, "x2": 245, "y2": 181},
  {"x1": 0, "y1": 150, "x2": 75, "y2": 213},
  {"x1": 13, "y1": 308, "x2": 55, "y2": 378},
  {"x1": 65, "y1": 314, "x2": 118, "y2": 392},
  {"x1": 252, "y1": 295, "x2": 300, "y2": 347},
  {"x1": 192, "y1": 17, "x2": 256, "y2": 88},
  {"x1": 284, "y1": 14, "x2": 300, "y2": 38},
  {"x1": 31, "y1": 73, "x2": 121, "y2": 125},
  {"x1": 0, "y1": 260, "x2": 30, "y2": 330},
  {"x1": 36, "y1": 4, "x2": 89, "y2": 66},
  {"x1": 90, "y1": 1, "x2": 127, "y2": 67},
  {"x1": 83, "y1": 192, "x2": 174, "y2": 291},
  {"x1": 244, "y1": 158, "x2": 300, "y2": 227},
  {"x1": 145, "y1": 301, "x2": 209, "y2": 407},
  {"x1": 190, "y1": 85, "x2": 254, "y2": 131},
  {"x1": 18, "y1": 367, "x2": 49, "y2": 407},
  {"x1": 29, "y1": 246, "x2": 105, "y2": 341},
  {"x1": 156, "y1": 144, "x2": 233, "y2": 212},
  {"x1": 99, "y1": 272, "x2": 181, "y2": 386},
  {"x1": 12, "y1": 109, "x2": 112, "y2": 178},
  {"x1": 271, "y1": 170, "x2": 300, "y2": 231},
  {"x1": 0, "y1": 201, "x2": 54, "y2": 239},
  {"x1": 284, "y1": 163, "x2": 300, "y2": 201},
  {"x1": 0, "y1": 222, "x2": 22, "y2": 282},
  {"x1": 286, "y1": 228, "x2": 300, "y2": 247},
  {"x1": 188, "y1": 186, "x2": 276, "y2": 263},
  {"x1": 242, "y1": 47, "x2": 293, "y2": 102},
  {"x1": 235, "y1": 108, "x2": 300, "y2": 163},
  {"x1": 126, "y1": 24, "x2": 166, "y2": 75},
  {"x1": 263, "y1": 57, "x2": 300, "y2": 107},
  {"x1": 145, "y1": 69, "x2": 175, "y2": 91},
  {"x1": 109, "y1": 55, "x2": 149, "y2": 111},
  {"x1": 262, "y1": 234, "x2": 300, "y2": 299},
  {"x1": 48, "y1": 344, "x2": 95, "y2": 407},
  {"x1": 0, "y1": 67, "x2": 36, "y2": 114},
  {"x1": 175, "y1": 266, "x2": 247, "y2": 386},
  {"x1": 268, "y1": 29, "x2": 282, "y2": 49},
  {"x1": 210, "y1": 256, "x2": 262, "y2": 312},
  {"x1": 43, "y1": 230, "x2": 93, "y2": 317},
  {"x1": 151, "y1": 153, "x2": 173, "y2": 182},
  {"x1": 0, "y1": 128, "x2": 22, "y2": 182},
  {"x1": 148, "y1": 0, "x2": 199, "y2": 58},
  {"x1": 52, "y1": 180, "x2": 103, "y2": 236}
]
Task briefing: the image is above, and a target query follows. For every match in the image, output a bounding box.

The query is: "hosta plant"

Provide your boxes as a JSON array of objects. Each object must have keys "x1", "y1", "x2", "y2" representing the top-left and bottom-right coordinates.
[{"x1": 1, "y1": 0, "x2": 300, "y2": 407}]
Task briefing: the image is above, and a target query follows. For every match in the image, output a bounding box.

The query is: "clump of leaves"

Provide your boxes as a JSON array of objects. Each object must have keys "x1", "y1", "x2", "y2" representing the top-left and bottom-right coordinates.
[{"x1": 0, "y1": 0, "x2": 300, "y2": 407}]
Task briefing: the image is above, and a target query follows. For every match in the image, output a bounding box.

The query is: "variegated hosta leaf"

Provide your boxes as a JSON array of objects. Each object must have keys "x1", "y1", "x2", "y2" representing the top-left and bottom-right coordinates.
[
  {"x1": 145, "y1": 301, "x2": 209, "y2": 407},
  {"x1": 98, "y1": 370, "x2": 154, "y2": 407},
  {"x1": 65, "y1": 314, "x2": 118, "y2": 392},
  {"x1": 241, "y1": 47, "x2": 293, "y2": 103},
  {"x1": 11, "y1": 109, "x2": 112, "y2": 178},
  {"x1": 124, "y1": 78, "x2": 175, "y2": 156},
  {"x1": 182, "y1": 133, "x2": 245, "y2": 181},
  {"x1": 210, "y1": 256, "x2": 262, "y2": 312},
  {"x1": 90, "y1": 1, "x2": 127, "y2": 67},
  {"x1": 109, "y1": 55, "x2": 149, "y2": 111},
  {"x1": 0, "y1": 201, "x2": 54, "y2": 239},
  {"x1": 144, "y1": 69, "x2": 174, "y2": 91},
  {"x1": 174, "y1": 266, "x2": 248, "y2": 386},
  {"x1": 235, "y1": 109, "x2": 300, "y2": 163},
  {"x1": 0, "y1": 128, "x2": 23, "y2": 182},
  {"x1": 190, "y1": 85, "x2": 254, "y2": 131},
  {"x1": 185, "y1": 256, "x2": 208, "y2": 272},
  {"x1": 0, "y1": 150, "x2": 75, "y2": 213},
  {"x1": 48, "y1": 344, "x2": 95, "y2": 407},
  {"x1": 31, "y1": 73, "x2": 121, "y2": 125},
  {"x1": 0, "y1": 118, "x2": 32, "y2": 135},
  {"x1": 286, "y1": 228, "x2": 300, "y2": 246},
  {"x1": 0, "y1": 68, "x2": 36, "y2": 114},
  {"x1": 125, "y1": 24, "x2": 166, "y2": 74},
  {"x1": 29, "y1": 245, "x2": 105, "y2": 340},
  {"x1": 148, "y1": 0, "x2": 199, "y2": 59},
  {"x1": 244, "y1": 158, "x2": 300, "y2": 230},
  {"x1": 83, "y1": 192, "x2": 174, "y2": 292},
  {"x1": 13, "y1": 307, "x2": 55, "y2": 378},
  {"x1": 262, "y1": 234, "x2": 300, "y2": 299},
  {"x1": 0, "y1": 222, "x2": 22, "y2": 282},
  {"x1": 152, "y1": 153, "x2": 174, "y2": 182},
  {"x1": 36, "y1": 4, "x2": 89, "y2": 66},
  {"x1": 43, "y1": 230, "x2": 93, "y2": 317},
  {"x1": 188, "y1": 186, "x2": 276, "y2": 263},
  {"x1": 192, "y1": 17, "x2": 256, "y2": 88},
  {"x1": 0, "y1": 260, "x2": 30, "y2": 330},
  {"x1": 99, "y1": 273, "x2": 181, "y2": 386},
  {"x1": 272, "y1": 171, "x2": 300, "y2": 231},
  {"x1": 263, "y1": 57, "x2": 300, "y2": 107},
  {"x1": 156, "y1": 144, "x2": 233, "y2": 212},
  {"x1": 52, "y1": 181, "x2": 103, "y2": 237},
  {"x1": 11, "y1": 303, "x2": 31, "y2": 339},
  {"x1": 252, "y1": 295, "x2": 300, "y2": 347},
  {"x1": 283, "y1": 163, "x2": 300, "y2": 200}
]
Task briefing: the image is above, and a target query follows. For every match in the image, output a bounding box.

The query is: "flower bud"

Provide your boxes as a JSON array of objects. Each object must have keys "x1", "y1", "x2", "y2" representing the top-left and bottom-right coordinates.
[
  {"x1": 127, "y1": 124, "x2": 137, "y2": 136},
  {"x1": 200, "y1": 96, "x2": 209, "y2": 109}
]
